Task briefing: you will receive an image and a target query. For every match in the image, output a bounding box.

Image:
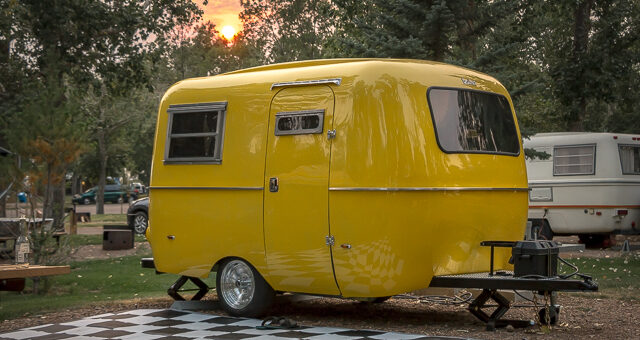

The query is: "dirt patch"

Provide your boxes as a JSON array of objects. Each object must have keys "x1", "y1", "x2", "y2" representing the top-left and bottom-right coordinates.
[{"x1": 69, "y1": 242, "x2": 150, "y2": 261}]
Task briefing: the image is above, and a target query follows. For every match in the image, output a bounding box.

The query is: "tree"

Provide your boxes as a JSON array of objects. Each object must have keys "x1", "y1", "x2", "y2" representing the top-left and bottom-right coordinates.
[
  {"x1": 240, "y1": 0, "x2": 333, "y2": 63},
  {"x1": 1, "y1": 0, "x2": 206, "y2": 241},
  {"x1": 326, "y1": 0, "x2": 499, "y2": 62},
  {"x1": 512, "y1": 0, "x2": 640, "y2": 132}
]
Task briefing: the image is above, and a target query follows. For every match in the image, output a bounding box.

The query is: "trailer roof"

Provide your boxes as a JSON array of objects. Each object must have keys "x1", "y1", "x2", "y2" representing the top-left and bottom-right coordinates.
[
  {"x1": 162, "y1": 58, "x2": 506, "y2": 102},
  {"x1": 526, "y1": 132, "x2": 640, "y2": 147}
]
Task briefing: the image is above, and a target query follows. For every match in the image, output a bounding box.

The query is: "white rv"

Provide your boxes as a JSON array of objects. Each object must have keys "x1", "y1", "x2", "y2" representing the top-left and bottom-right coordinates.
[{"x1": 525, "y1": 132, "x2": 640, "y2": 245}]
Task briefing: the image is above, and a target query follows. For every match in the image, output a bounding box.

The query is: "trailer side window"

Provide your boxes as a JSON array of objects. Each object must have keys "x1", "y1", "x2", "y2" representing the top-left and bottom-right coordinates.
[
  {"x1": 619, "y1": 145, "x2": 640, "y2": 175},
  {"x1": 427, "y1": 88, "x2": 519, "y2": 155},
  {"x1": 553, "y1": 144, "x2": 595, "y2": 176},
  {"x1": 274, "y1": 110, "x2": 324, "y2": 136},
  {"x1": 165, "y1": 102, "x2": 227, "y2": 164}
]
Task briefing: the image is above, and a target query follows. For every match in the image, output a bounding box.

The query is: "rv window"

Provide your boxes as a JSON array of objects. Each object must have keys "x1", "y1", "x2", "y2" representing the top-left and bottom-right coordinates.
[
  {"x1": 619, "y1": 145, "x2": 640, "y2": 175},
  {"x1": 165, "y1": 102, "x2": 227, "y2": 164},
  {"x1": 275, "y1": 110, "x2": 324, "y2": 136},
  {"x1": 427, "y1": 88, "x2": 519, "y2": 155},
  {"x1": 553, "y1": 144, "x2": 595, "y2": 176}
]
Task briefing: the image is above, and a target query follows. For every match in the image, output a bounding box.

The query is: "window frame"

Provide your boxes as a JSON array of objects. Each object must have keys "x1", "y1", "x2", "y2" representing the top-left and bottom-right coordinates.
[
  {"x1": 426, "y1": 86, "x2": 521, "y2": 157},
  {"x1": 164, "y1": 102, "x2": 227, "y2": 165},
  {"x1": 552, "y1": 143, "x2": 596, "y2": 176},
  {"x1": 618, "y1": 144, "x2": 640, "y2": 175},
  {"x1": 274, "y1": 109, "x2": 325, "y2": 136}
]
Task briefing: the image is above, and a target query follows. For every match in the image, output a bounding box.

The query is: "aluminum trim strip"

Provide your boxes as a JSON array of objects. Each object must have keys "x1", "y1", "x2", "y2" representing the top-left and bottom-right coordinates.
[
  {"x1": 529, "y1": 179, "x2": 640, "y2": 185},
  {"x1": 329, "y1": 187, "x2": 530, "y2": 192},
  {"x1": 271, "y1": 78, "x2": 342, "y2": 90},
  {"x1": 529, "y1": 204, "x2": 640, "y2": 209},
  {"x1": 149, "y1": 186, "x2": 263, "y2": 191},
  {"x1": 167, "y1": 102, "x2": 227, "y2": 114}
]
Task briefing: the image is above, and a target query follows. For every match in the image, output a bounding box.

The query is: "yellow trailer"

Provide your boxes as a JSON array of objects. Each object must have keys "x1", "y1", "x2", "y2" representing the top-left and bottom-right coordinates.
[{"x1": 147, "y1": 58, "x2": 529, "y2": 316}]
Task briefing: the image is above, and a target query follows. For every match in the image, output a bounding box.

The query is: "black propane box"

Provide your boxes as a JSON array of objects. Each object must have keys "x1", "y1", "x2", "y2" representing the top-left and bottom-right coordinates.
[
  {"x1": 103, "y1": 225, "x2": 134, "y2": 250},
  {"x1": 512, "y1": 240, "x2": 559, "y2": 277}
]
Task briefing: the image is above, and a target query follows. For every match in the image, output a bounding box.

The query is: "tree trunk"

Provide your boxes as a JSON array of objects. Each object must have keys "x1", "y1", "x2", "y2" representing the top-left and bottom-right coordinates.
[
  {"x1": 71, "y1": 173, "x2": 79, "y2": 195},
  {"x1": 568, "y1": 0, "x2": 593, "y2": 132},
  {"x1": 52, "y1": 179, "x2": 65, "y2": 230},
  {"x1": 97, "y1": 128, "x2": 106, "y2": 215},
  {"x1": 0, "y1": 195, "x2": 6, "y2": 218}
]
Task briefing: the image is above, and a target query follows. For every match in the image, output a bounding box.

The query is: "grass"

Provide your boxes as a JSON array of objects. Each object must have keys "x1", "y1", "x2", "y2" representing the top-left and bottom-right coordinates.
[
  {"x1": 0, "y1": 254, "x2": 216, "y2": 320},
  {"x1": 560, "y1": 253, "x2": 640, "y2": 300}
]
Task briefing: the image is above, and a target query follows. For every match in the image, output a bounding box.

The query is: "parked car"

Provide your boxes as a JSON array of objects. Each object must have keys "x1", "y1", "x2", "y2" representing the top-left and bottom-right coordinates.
[
  {"x1": 127, "y1": 196, "x2": 148, "y2": 234},
  {"x1": 130, "y1": 182, "x2": 146, "y2": 195},
  {"x1": 72, "y1": 184, "x2": 129, "y2": 205}
]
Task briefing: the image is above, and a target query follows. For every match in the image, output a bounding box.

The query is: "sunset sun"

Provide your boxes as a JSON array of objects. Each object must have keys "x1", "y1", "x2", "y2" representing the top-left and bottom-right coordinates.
[{"x1": 221, "y1": 25, "x2": 236, "y2": 40}]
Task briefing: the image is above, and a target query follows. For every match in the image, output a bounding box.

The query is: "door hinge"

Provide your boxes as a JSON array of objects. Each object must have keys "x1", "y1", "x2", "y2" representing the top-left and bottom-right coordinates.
[
  {"x1": 325, "y1": 235, "x2": 335, "y2": 246},
  {"x1": 327, "y1": 129, "x2": 336, "y2": 140}
]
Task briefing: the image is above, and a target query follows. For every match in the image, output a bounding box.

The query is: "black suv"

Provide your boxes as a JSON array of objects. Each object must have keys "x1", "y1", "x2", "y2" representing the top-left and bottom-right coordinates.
[{"x1": 127, "y1": 197, "x2": 148, "y2": 234}]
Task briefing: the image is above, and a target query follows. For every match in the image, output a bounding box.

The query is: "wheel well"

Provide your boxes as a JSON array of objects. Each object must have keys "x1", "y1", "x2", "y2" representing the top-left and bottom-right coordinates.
[
  {"x1": 211, "y1": 256, "x2": 258, "y2": 275},
  {"x1": 133, "y1": 209, "x2": 147, "y2": 216}
]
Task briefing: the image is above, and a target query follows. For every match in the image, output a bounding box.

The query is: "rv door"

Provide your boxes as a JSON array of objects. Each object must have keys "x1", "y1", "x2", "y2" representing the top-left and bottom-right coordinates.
[{"x1": 263, "y1": 85, "x2": 340, "y2": 295}]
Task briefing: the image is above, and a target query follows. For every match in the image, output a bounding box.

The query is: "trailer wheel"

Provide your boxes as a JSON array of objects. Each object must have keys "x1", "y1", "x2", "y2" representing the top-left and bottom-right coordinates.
[
  {"x1": 578, "y1": 234, "x2": 606, "y2": 248},
  {"x1": 531, "y1": 219, "x2": 553, "y2": 240},
  {"x1": 371, "y1": 296, "x2": 391, "y2": 303},
  {"x1": 359, "y1": 296, "x2": 391, "y2": 304},
  {"x1": 216, "y1": 258, "x2": 275, "y2": 317},
  {"x1": 538, "y1": 306, "x2": 559, "y2": 325}
]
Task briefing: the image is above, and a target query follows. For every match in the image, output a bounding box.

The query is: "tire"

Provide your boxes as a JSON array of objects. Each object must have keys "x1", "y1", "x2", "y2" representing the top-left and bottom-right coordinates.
[
  {"x1": 530, "y1": 219, "x2": 553, "y2": 240},
  {"x1": 117, "y1": 196, "x2": 124, "y2": 204},
  {"x1": 371, "y1": 296, "x2": 391, "y2": 303},
  {"x1": 83, "y1": 198, "x2": 91, "y2": 205},
  {"x1": 216, "y1": 258, "x2": 275, "y2": 317},
  {"x1": 538, "y1": 306, "x2": 559, "y2": 325},
  {"x1": 132, "y1": 211, "x2": 148, "y2": 234},
  {"x1": 359, "y1": 296, "x2": 391, "y2": 304},
  {"x1": 579, "y1": 234, "x2": 607, "y2": 248}
]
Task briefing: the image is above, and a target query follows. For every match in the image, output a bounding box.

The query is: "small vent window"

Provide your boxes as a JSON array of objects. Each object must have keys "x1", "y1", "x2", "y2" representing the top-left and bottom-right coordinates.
[
  {"x1": 165, "y1": 102, "x2": 227, "y2": 164},
  {"x1": 619, "y1": 145, "x2": 640, "y2": 175},
  {"x1": 275, "y1": 110, "x2": 324, "y2": 136},
  {"x1": 553, "y1": 144, "x2": 595, "y2": 176}
]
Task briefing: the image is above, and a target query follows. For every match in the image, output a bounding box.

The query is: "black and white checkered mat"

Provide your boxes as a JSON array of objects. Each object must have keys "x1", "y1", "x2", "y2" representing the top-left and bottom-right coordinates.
[{"x1": 0, "y1": 309, "x2": 472, "y2": 339}]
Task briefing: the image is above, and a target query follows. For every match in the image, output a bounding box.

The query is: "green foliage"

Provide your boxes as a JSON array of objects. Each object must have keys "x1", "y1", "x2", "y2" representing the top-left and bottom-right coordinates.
[
  {"x1": 327, "y1": 0, "x2": 497, "y2": 61},
  {"x1": 240, "y1": 0, "x2": 333, "y2": 63}
]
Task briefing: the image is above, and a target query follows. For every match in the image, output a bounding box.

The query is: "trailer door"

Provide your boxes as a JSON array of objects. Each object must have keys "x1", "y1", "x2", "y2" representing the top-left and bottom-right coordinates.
[{"x1": 263, "y1": 85, "x2": 340, "y2": 295}]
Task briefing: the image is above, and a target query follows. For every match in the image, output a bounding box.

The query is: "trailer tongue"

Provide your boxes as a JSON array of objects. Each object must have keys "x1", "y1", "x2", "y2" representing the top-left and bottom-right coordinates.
[{"x1": 429, "y1": 240, "x2": 598, "y2": 331}]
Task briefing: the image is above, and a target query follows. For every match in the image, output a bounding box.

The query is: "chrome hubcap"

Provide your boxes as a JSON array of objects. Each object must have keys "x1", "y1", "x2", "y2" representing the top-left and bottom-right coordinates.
[
  {"x1": 134, "y1": 215, "x2": 147, "y2": 234},
  {"x1": 220, "y1": 260, "x2": 255, "y2": 310}
]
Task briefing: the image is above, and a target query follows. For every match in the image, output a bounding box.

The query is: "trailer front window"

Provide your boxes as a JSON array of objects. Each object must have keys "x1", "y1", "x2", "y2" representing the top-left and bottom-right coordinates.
[
  {"x1": 427, "y1": 88, "x2": 519, "y2": 155},
  {"x1": 165, "y1": 102, "x2": 227, "y2": 164},
  {"x1": 553, "y1": 144, "x2": 595, "y2": 176},
  {"x1": 619, "y1": 145, "x2": 640, "y2": 175}
]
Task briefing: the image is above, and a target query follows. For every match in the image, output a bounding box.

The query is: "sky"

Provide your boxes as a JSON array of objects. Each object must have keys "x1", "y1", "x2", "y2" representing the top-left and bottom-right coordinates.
[{"x1": 200, "y1": 0, "x2": 243, "y2": 33}]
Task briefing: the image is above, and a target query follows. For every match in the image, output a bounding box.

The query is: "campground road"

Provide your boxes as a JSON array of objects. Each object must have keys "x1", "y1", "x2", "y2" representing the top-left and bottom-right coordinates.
[{"x1": 74, "y1": 202, "x2": 132, "y2": 215}]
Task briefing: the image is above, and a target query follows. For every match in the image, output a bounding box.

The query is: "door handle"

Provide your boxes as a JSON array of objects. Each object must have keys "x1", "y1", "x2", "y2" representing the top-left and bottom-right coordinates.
[{"x1": 269, "y1": 177, "x2": 279, "y2": 192}]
